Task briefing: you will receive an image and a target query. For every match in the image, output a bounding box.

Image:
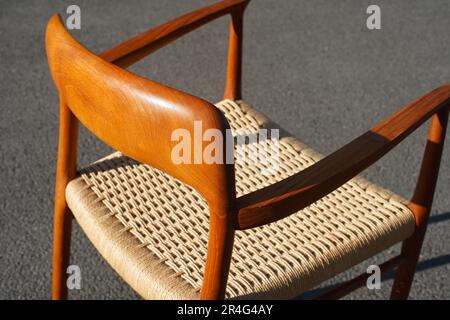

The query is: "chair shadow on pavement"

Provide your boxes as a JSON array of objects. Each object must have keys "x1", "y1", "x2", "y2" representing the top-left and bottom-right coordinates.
[
  {"x1": 429, "y1": 211, "x2": 450, "y2": 224},
  {"x1": 299, "y1": 212, "x2": 450, "y2": 299}
]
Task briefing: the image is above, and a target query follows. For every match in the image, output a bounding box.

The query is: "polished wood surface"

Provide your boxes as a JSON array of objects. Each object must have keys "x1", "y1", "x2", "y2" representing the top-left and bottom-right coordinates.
[
  {"x1": 47, "y1": 0, "x2": 251, "y2": 300},
  {"x1": 51, "y1": 100, "x2": 78, "y2": 299},
  {"x1": 100, "y1": 0, "x2": 250, "y2": 69},
  {"x1": 391, "y1": 108, "x2": 449, "y2": 299},
  {"x1": 47, "y1": 0, "x2": 447, "y2": 300},
  {"x1": 236, "y1": 85, "x2": 450, "y2": 230},
  {"x1": 47, "y1": 15, "x2": 234, "y2": 207},
  {"x1": 223, "y1": 8, "x2": 245, "y2": 100},
  {"x1": 101, "y1": 0, "x2": 248, "y2": 101}
]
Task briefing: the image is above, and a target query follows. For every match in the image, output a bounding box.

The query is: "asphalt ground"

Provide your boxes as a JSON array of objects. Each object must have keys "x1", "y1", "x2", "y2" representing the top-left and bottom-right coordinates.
[{"x1": 1, "y1": 0, "x2": 449, "y2": 299}]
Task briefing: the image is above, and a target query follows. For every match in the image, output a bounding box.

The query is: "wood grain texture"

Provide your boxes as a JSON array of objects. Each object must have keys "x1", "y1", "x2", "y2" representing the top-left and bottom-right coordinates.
[
  {"x1": 223, "y1": 8, "x2": 244, "y2": 100},
  {"x1": 51, "y1": 100, "x2": 78, "y2": 299},
  {"x1": 391, "y1": 108, "x2": 449, "y2": 299},
  {"x1": 47, "y1": 0, "x2": 447, "y2": 300},
  {"x1": 47, "y1": 14, "x2": 234, "y2": 209},
  {"x1": 46, "y1": 6, "x2": 241, "y2": 298},
  {"x1": 236, "y1": 85, "x2": 450, "y2": 230},
  {"x1": 100, "y1": 0, "x2": 250, "y2": 68},
  {"x1": 51, "y1": 0, "x2": 250, "y2": 299}
]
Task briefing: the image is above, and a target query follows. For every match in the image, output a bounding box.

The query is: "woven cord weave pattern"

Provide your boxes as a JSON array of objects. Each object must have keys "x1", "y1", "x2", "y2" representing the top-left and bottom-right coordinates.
[{"x1": 67, "y1": 100, "x2": 415, "y2": 299}]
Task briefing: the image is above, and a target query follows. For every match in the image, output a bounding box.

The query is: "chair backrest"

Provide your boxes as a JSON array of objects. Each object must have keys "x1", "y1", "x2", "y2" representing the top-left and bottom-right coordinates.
[
  {"x1": 46, "y1": 0, "x2": 251, "y2": 299},
  {"x1": 46, "y1": 15, "x2": 235, "y2": 207}
]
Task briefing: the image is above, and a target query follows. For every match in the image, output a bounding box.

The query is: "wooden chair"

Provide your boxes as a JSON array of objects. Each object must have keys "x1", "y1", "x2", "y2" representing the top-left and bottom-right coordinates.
[{"x1": 46, "y1": 0, "x2": 449, "y2": 300}]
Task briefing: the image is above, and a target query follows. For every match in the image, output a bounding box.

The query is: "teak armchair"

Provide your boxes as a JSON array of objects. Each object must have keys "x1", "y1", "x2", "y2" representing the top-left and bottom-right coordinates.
[{"x1": 46, "y1": 0, "x2": 449, "y2": 300}]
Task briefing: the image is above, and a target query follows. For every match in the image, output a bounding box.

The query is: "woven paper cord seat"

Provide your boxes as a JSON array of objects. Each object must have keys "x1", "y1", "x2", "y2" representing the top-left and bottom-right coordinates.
[{"x1": 66, "y1": 100, "x2": 416, "y2": 300}]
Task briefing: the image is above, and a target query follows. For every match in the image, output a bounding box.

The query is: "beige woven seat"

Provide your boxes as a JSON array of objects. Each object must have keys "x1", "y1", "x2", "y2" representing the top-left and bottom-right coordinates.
[{"x1": 66, "y1": 100, "x2": 416, "y2": 300}]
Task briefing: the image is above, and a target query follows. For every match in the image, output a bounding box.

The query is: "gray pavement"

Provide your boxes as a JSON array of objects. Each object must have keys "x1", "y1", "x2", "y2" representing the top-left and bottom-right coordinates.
[{"x1": 0, "y1": 0, "x2": 449, "y2": 299}]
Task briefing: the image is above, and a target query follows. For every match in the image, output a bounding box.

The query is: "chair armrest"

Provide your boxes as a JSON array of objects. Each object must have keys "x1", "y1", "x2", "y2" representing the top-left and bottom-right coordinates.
[
  {"x1": 236, "y1": 85, "x2": 450, "y2": 230},
  {"x1": 100, "y1": 0, "x2": 250, "y2": 68}
]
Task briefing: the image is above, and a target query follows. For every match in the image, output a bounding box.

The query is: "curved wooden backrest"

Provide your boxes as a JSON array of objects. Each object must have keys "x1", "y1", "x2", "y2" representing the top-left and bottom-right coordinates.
[
  {"x1": 46, "y1": 15, "x2": 235, "y2": 206},
  {"x1": 47, "y1": 0, "x2": 249, "y2": 299}
]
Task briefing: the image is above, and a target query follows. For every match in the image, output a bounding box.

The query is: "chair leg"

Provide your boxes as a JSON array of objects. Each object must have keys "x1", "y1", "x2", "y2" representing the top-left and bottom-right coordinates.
[
  {"x1": 391, "y1": 109, "x2": 449, "y2": 299},
  {"x1": 52, "y1": 100, "x2": 78, "y2": 300},
  {"x1": 390, "y1": 209, "x2": 427, "y2": 299},
  {"x1": 200, "y1": 203, "x2": 236, "y2": 300},
  {"x1": 52, "y1": 197, "x2": 73, "y2": 300}
]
